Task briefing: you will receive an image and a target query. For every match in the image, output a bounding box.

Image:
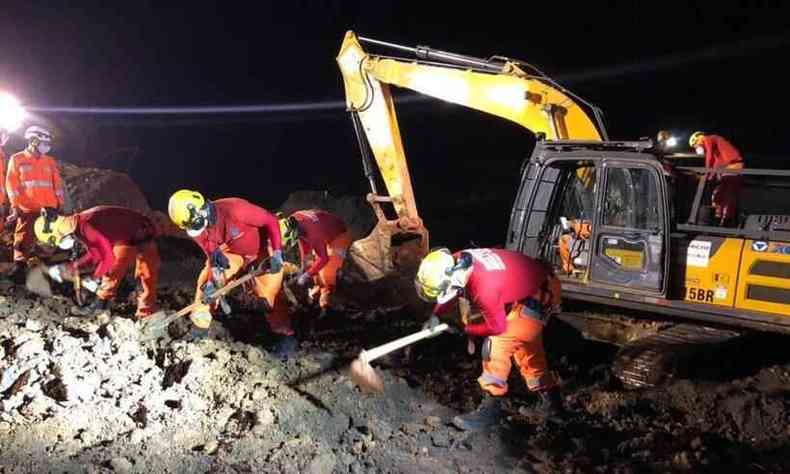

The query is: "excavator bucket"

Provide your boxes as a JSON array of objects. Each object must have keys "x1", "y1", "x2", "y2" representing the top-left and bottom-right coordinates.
[{"x1": 333, "y1": 215, "x2": 430, "y2": 313}]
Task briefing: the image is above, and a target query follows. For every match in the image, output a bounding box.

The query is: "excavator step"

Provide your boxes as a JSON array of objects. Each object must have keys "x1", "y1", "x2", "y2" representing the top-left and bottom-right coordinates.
[{"x1": 613, "y1": 323, "x2": 742, "y2": 388}]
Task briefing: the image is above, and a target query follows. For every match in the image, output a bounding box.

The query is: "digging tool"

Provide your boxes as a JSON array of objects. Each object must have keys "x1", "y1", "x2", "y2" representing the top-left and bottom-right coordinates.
[
  {"x1": 138, "y1": 259, "x2": 272, "y2": 340},
  {"x1": 350, "y1": 323, "x2": 449, "y2": 393},
  {"x1": 24, "y1": 264, "x2": 53, "y2": 298}
]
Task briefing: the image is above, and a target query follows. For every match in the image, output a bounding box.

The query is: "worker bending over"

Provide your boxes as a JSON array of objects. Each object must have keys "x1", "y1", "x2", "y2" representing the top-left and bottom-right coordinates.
[
  {"x1": 168, "y1": 190, "x2": 298, "y2": 357},
  {"x1": 689, "y1": 131, "x2": 744, "y2": 226},
  {"x1": 34, "y1": 206, "x2": 161, "y2": 318},
  {"x1": 279, "y1": 209, "x2": 352, "y2": 318},
  {"x1": 415, "y1": 247, "x2": 564, "y2": 431},
  {"x1": 6, "y1": 125, "x2": 64, "y2": 280}
]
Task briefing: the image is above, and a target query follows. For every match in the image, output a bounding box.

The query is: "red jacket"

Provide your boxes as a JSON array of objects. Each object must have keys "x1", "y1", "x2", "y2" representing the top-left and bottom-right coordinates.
[
  {"x1": 71, "y1": 206, "x2": 158, "y2": 277},
  {"x1": 702, "y1": 135, "x2": 743, "y2": 169},
  {"x1": 434, "y1": 248, "x2": 548, "y2": 337},
  {"x1": 293, "y1": 209, "x2": 348, "y2": 276},
  {"x1": 192, "y1": 198, "x2": 282, "y2": 265}
]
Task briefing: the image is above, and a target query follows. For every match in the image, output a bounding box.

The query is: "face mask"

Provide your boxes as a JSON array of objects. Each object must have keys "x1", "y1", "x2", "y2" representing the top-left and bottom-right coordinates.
[
  {"x1": 58, "y1": 235, "x2": 76, "y2": 250},
  {"x1": 186, "y1": 221, "x2": 207, "y2": 237},
  {"x1": 37, "y1": 142, "x2": 51, "y2": 155},
  {"x1": 436, "y1": 266, "x2": 473, "y2": 304},
  {"x1": 695, "y1": 146, "x2": 704, "y2": 156}
]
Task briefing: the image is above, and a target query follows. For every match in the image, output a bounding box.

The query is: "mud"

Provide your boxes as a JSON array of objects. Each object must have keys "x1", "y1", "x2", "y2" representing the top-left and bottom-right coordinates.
[{"x1": 1, "y1": 240, "x2": 790, "y2": 473}]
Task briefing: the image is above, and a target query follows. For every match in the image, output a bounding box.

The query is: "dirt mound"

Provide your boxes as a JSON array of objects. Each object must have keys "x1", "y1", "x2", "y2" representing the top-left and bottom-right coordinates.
[{"x1": 60, "y1": 161, "x2": 150, "y2": 214}]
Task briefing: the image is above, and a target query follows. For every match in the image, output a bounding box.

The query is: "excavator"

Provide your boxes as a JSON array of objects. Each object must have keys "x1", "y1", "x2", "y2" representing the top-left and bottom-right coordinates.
[{"x1": 335, "y1": 31, "x2": 790, "y2": 387}]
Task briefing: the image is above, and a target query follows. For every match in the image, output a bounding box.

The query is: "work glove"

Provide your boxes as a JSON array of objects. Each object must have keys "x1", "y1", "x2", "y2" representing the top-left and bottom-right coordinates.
[
  {"x1": 4, "y1": 209, "x2": 17, "y2": 230},
  {"x1": 81, "y1": 277, "x2": 101, "y2": 294},
  {"x1": 295, "y1": 271, "x2": 312, "y2": 287},
  {"x1": 209, "y1": 249, "x2": 230, "y2": 271},
  {"x1": 200, "y1": 279, "x2": 219, "y2": 305},
  {"x1": 422, "y1": 314, "x2": 461, "y2": 338},
  {"x1": 47, "y1": 264, "x2": 65, "y2": 284},
  {"x1": 269, "y1": 250, "x2": 284, "y2": 274}
]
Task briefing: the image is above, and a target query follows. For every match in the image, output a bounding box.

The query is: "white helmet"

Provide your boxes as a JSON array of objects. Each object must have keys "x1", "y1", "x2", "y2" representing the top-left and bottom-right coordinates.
[{"x1": 24, "y1": 125, "x2": 53, "y2": 143}]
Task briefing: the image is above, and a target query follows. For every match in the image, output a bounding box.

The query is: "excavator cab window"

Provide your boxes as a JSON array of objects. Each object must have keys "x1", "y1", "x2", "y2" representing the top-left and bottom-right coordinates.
[{"x1": 551, "y1": 163, "x2": 596, "y2": 278}]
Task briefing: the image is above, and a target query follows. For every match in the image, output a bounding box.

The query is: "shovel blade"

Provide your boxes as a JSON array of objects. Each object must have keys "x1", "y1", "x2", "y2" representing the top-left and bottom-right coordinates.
[
  {"x1": 25, "y1": 265, "x2": 53, "y2": 298},
  {"x1": 137, "y1": 310, "x2": 174, "y2": 340},
  {"x1": 349, "y1": 358, "x2": 384, "y2": 394}
]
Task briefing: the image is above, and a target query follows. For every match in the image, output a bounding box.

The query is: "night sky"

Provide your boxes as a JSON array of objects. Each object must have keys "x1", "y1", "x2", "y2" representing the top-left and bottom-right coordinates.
[{"x1": 2, "y1": 2, "x2": 789, "y2": 248}]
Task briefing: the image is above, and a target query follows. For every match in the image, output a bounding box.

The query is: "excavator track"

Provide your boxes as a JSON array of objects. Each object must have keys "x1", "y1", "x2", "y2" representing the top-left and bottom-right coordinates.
[{"x1": 613, "y1": 323, "x2": 742, "y2": 388}]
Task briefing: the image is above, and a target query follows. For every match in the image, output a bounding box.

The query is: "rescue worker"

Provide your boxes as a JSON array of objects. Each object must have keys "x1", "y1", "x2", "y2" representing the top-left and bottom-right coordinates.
[
  {"x1": 689, "y1": 131, "x2": 744, "y2": 226},
  {"x1": 558, "y1": 218, "x2": 591, "y2": 274},
  {"x1": 34, "y1": 206, "x2": 161, "y2": 318},
  {"x1": 655, "y1": 130, "x2": 678, "y2": 154},
  {"x1": 167, "y1": 190, "x2": 293, "y2": 356},
  {"x1": 279, "y1": 209, "x2": 352, "y2": 318},
  {"x1": 5, "y1": 125, "x2": 64, "y2": 279},
  {"x1": 415, "y1": 248, "x2": 564, "y2": 431}
]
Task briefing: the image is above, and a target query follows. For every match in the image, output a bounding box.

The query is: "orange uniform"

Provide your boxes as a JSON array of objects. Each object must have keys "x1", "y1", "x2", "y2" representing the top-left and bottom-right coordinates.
[
  {"x1": 189, "y1": 198, "x2": 289, "y2": 334},
  {"x1": 5, "y1": 150, "x2": 64, "y2": 262},
  {"x1": 433, "y1": 249, "x2": 561, "y2": 396},
  {"x1": 292, "y1": 209, "x2": 352, "y2": 310},
  {"x1": 700, "y1": 135, "x2": 744, "y2": 224},
  {"x1": 66, "y1": 206, "x2": 160, "y2": 318},
  {"x1": 558, "y1": 219, "x2": 592, "y2": 274}
]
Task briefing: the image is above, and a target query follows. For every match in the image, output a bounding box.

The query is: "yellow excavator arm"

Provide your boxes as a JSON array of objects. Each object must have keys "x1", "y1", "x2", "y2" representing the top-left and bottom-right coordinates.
[{"x1": 335, "y1": 30, "x2": 605, "y2": 282}]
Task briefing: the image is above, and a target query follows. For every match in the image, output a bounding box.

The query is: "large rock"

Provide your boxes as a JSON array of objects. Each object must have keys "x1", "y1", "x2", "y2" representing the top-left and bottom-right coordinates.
[{"x1": 58, "y1": 161, "x2": 185, "y2": 239}]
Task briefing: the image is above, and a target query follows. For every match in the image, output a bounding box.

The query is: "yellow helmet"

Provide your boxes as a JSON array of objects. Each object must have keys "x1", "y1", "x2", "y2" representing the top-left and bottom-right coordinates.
[
  {"x1": 279, "y1": 214, "x2": 300, "y2": 249},
  {"x1": 415, "y1": 248, "x2": 456, "y2": 302},
  {"x1": 689, "y1": 131, "x2": 705, "y2": 148},
  {"x1": 168, "y1": 189, "x2": 208, "y2": 234},
  {"x1": 34, "y1": 211, "x2": 76, "y2": 248}
]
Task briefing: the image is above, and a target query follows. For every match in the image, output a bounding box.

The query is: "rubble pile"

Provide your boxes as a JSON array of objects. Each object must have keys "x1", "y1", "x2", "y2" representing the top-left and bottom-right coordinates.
[{"x1": 0, "y1": 287, "x2": 502, "y2": 473}]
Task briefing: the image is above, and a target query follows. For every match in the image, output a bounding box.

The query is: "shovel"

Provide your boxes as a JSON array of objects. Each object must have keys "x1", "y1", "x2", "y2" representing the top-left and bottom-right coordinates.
[
  {"x1": 349, "y1": 323, "x2": 449, "y2": 393},
  {"x1": 138, "y1": 261, "x2": 272, "y2": 340},
  {"x1": 25, "y1": 264, "x2": 53, "y2": 298}
]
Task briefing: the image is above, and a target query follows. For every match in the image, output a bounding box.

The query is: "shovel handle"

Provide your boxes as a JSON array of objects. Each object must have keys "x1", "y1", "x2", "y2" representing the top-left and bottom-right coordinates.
[
  {"x1": 141, "y1": 260, "x2": 272, "y2": 334},
  {"x1": 359, "y1": 324, "x2": 449, "y2": 364}
]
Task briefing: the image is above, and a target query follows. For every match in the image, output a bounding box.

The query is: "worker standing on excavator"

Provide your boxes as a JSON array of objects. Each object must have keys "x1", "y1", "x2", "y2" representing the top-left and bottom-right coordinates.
[
  {"x1": 689, "y1": 131, "x2": 744, "y2": 226},
  {"x1": 415, "y1": 247, "x2": 564, "y2": 431},
  {"x1": 279, "y1": 209, "x2": 352, "y2": 318},
  {"x1": 167, "y1": 190, "x2": 296, "y2": 357},
  {"x1": 33, "y1": 206, "x2": 161, "y2": 318},
  {"x1": 5, "y1": 125, "x2": 65, "y2": 281}
]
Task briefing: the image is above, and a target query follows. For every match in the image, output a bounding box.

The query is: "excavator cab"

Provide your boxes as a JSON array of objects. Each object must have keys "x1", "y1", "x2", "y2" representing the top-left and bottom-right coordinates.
[{"x1": 512, "y1": 141, "x2": 668, "y2": 294}]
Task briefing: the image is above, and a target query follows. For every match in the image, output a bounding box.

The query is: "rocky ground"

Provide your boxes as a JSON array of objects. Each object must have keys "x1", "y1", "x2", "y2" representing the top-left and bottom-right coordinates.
[{"x1": 2, "y1": 239, "x2": 790, "y2": 473}]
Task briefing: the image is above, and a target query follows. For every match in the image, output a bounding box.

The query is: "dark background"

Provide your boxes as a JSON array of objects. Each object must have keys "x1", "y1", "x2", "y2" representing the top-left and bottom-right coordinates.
[{"x1": 2, "y1": 1, "x2": 789, "y2": 248}]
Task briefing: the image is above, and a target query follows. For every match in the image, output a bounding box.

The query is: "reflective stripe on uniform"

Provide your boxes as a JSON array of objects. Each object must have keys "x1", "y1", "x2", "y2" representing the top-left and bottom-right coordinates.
[
  {"x1": 22, "y1": 179, "x2": 54, "y2": 189},
  {"x1": 478, "y1": 372, "x2": 507, "y2": 387}
]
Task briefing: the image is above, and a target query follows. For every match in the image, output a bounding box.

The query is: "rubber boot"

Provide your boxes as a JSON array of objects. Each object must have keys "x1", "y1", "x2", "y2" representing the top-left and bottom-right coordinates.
[
  {"x1": 9, "y1": 261, "x2": 26, "y2": 285},
  {"x1": 73, "y1": 297, "x2": 110, "y2": 317},
  {"x1": 537, "y1": 387, "x2": 565, "y2": 423},
  {"x1": 452, "y1": 395, "x2": 503, "y2": 431},
  {"x1": 271, "y1": 335, "x2": 298, "y2": 361},
  {"x1": 187, "y1": 326, "x2": 210, "y2": 342}
]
